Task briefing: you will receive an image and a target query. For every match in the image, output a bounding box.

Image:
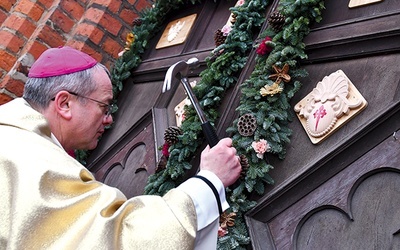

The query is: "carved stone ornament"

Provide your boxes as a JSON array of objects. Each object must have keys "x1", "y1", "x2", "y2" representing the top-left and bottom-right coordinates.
[
  {"x1": 294, "y1": 70, "x2": 367, "y2": 144},
  {"x1": 156, "y1": 14, "x2": 197, "y2": 49},
  {"x1": 348, "y1": 0, "x2": 383, "y2": 8},
  {"x1": 174, "y1": 80, "x2": 197, "y2": 127}
]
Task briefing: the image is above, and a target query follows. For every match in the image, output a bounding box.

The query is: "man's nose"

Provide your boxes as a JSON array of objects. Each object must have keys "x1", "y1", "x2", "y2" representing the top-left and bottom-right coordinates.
[{"x1": 103, "y1": 114, "x2": 113, "y2": 125}]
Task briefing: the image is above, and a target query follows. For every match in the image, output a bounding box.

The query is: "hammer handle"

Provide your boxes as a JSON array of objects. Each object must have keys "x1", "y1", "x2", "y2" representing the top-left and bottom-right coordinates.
[{"x1": 201, "y1": 121, "x2": 219, "y2": 148}]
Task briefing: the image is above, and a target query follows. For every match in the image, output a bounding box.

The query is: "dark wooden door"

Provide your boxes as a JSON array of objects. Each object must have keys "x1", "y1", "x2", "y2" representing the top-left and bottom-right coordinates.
[
  {"x1": 246, "y1": 0, "x2": 400, "y2": 249},
  {"x1": 86, "y1": 0, "x2": 237, "y2": 198},
  {"x1": 87, "y1": 0, "x2": 400, "y2": 248},
  {"x1": 92, "y1": 117, "x2": 155, "y2": 198}
]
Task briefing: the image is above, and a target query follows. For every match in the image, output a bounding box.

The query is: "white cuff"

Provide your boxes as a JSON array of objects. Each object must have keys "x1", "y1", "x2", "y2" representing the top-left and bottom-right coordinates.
[{"x1": 177, "y1": 170, "x2": 229, "y2": 230}]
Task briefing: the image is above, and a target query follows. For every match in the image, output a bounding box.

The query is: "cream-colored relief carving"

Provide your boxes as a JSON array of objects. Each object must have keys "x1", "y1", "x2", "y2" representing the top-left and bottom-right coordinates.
[
  {"x1": 348, "y1": 0, "x2": 383, "y2": 8},
  {"x1": 174, "y1": 80, "x2": 197, "y2": 127},
  {"x1": 156, "y1": 14, "x2": 197, "y2": 49},
  {"x1": 167, "y1": 20, "x2": 185, "y2": 42},
  {"x1": 294, "y1": 70, "x2": 367, "y2": 144}
]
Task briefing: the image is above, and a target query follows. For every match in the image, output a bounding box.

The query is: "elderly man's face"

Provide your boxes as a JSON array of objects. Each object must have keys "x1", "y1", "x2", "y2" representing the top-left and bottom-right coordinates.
[{"x1": 71, "y1": 67, "x2": 114, "y2": 150}]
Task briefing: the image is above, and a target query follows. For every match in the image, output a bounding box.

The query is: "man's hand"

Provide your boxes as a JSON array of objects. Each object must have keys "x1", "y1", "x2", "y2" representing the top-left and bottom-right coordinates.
[{"x1": 199, "y1": 138, "x2": 242, "y2": 187}]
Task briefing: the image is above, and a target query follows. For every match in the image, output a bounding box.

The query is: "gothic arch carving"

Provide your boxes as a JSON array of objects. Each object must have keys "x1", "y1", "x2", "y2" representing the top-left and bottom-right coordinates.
[{"x1": 294, "y1": 168, "x2": 400, "y2": 249}]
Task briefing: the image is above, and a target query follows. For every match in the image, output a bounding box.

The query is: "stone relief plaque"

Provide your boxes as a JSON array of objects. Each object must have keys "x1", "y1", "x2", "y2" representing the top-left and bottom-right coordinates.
[
  {"x1": 156, "y1": 14, "x2": 197, "y2": 49},
  {"x1": 294, "y1": 70, "x2": 367, "y2": 144},
  {"x1": 174, "y1": 98, "x2": 188, "y2": 127},
  {"x1": 348, "y1": 0, "x2": 384, "y2": 8},
  {"x1": 174, "y1": 80, "x2": 197, "y2": 127}
]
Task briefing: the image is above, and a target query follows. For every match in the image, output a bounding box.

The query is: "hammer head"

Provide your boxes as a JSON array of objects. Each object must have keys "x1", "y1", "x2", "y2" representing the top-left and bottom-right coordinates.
[{"x1": 163, "y1": 57, "x2": 199, "y2": 93}]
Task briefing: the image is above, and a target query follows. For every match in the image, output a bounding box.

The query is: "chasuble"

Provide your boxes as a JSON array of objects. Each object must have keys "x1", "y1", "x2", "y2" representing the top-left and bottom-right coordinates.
[{"x1": 0, "y1": 98, "x2": 200, "y2": 249}]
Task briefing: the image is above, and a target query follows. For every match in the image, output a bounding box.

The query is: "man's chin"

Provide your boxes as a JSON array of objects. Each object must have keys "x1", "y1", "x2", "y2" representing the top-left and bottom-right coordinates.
[
  {"x1": 87, "y1": 142, "x2": 98, "y2": 150},
  {"x1": 77, "y1": 141, "x2": 98, "y2": 151}
]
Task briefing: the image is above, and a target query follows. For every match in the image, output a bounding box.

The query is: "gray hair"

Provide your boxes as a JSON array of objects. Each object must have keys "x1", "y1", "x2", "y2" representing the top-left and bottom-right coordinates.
[{"x1": 23, "y1": 63, "x2": 110, "y2": 109}]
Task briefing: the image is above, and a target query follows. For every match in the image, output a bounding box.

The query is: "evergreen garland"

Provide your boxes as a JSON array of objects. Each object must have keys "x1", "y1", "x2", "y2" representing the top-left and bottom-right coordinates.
[
  {"x1": 144, "y1": 0, "x2": 270, "y2": 194},
  {"x1": 142, "y1": 0, "x2": 325, "y2": 249},
  {"x1": 86, "y1": 0, "x2": 325, "y2": 249},
  {"x1": 111, "y1": 0, "x2": 201, "y2": 97},
  {"x1": 219, "y1": 0, "x2": 324, "y2": 248}
]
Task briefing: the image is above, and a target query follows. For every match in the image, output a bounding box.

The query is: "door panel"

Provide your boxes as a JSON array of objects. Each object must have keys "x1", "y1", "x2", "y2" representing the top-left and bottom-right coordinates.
[
  {"x1": 246, "y1": 0, "x2": 400, "y2": 249},
  {"x1": 247, "y1": 123, "x2": 400, "y2": 249},
  {"x1": 304, "y1": 0, "x2": 400, "y2": 63},
  {"x1": 295, "y1": 170, "x2": 400, "y2": 249},
  {"x1": 91, "y1": 115, "x2": 155, "y2": 198},
  {"x1": 273, "y1": 134, "x2": 400, "y2": 249}
]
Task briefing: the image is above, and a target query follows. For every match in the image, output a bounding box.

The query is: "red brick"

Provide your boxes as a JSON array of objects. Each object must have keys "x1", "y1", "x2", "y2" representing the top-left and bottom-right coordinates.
[
  {"x1": 99, "y1": 12, "x2": 122, "y2": 36},
  {"x1": 102, "y1": 36, "x2": 123, "y2": 58},
  {"x1": 135, "y1": 0, "x2": 152, "y2": 10},
  {"x1": 84, "y1": 7, "x2": 105, "y2": 24},
  {"x1": 0, "y1": 30, "x2": 25, "y2": 53},
  {"x1": 120, "y1": 8, "x2": 138, "y2": 25},
  {"x1": 50, "y1": 8, "x2": 75, "y2": 33},
  {"x1": 66, "y1": 41, "x2": 103, "y2": 62},
  {"x1": 0, "y1": 75, "x2": 25, "y2": 97},
  {"x1": 0, "y1": 0, "x2": 15, "y2": 11},
  {"x1": 92, "y1": 0, "x2": 121, "y2": 13},
  {"x1": 60, "y1": 0, "x2": 85, "y2": 21},
  {"x1": 65, "y1": 40, "x2": 84, "y2": 50},
  {"x1": 81, "y1": 45, "x2": 103, "y2": 62},
  {"x1": 36, "y1": 0, "x2": 53, "y2": 9},
  {"x1": 0, "y1": 92, "x2": 14, "y2": 105},
  {"x1": 91, "y1": 0, "x2": 112, "y2": 7},
  {"x1": 24, "y1": 40, "x2": 48, "y2": 60},
  {"x1": 74, "y1": 23, "x2": 104, "y2": 44},
  {"x1": 106, "y1": 0, "x2": 121, "y2": 13},
  {"x1": 38, "y1": 25, "x2": 66, "y2": 48},
  {"x1": 3, "y1": 14, "x2": 37, "y2": 38},
  {"x1": 0, "y1": 50, "x2": 17, "y2": 71},
  {"x1": 14, "y1": 0, "x2": 45, "y2": 22},
  {"x1": 0, "y1": 9, "x2": 7, "y2": 25}
]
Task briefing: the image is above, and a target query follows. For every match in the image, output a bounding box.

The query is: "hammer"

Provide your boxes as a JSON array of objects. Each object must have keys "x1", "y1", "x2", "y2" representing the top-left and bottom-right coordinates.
[{"x1": 163, "y1": 58, "x2": 219, "y2": 147}]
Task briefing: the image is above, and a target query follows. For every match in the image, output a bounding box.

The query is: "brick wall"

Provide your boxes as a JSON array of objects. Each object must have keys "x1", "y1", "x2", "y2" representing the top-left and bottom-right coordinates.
[{"x1": 0, "y1": 0, "x2": 153, "y2": 105}]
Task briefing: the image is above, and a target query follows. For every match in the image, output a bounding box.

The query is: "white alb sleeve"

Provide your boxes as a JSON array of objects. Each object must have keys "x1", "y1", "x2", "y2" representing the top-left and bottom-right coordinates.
[{"x1": 177, "y1": 170, "x2": 229, "y2": 249}]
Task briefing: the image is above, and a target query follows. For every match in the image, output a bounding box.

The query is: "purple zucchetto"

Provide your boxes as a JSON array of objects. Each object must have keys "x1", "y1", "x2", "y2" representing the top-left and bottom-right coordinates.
[{"x1": 28, "y1": 46, "x2": 97, "y2": 78}]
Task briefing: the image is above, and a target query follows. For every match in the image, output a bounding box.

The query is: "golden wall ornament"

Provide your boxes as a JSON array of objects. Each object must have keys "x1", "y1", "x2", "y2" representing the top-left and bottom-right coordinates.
[
  {"x1": 156, "y1": 14, "x2": 197, "y2": 49},
  {"x1": 294, "y1": 70, "x2": 367, "y2": 144}
]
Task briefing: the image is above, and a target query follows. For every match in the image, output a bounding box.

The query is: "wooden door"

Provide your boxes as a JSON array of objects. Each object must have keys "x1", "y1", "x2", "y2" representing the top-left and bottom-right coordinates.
[
  {"x1": 91, "y1": 116, "x2": 155, "y2": 198},
  {"x1": 86, "y1": 0, "x2": 237, "y2": 198},
  {"x1": 87, "y1": 0, "x2": 400, "y2": 248},
  {"x1": 246, "y1": 0, "x2": 400, "y2": 249}
]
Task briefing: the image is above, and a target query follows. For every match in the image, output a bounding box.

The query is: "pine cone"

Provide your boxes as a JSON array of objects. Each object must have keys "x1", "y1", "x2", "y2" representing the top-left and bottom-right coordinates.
[
  {"x1": 155, "y1": 155, "x2": 167, "y2": 173},
  {"x1": 239, "y1": 155, "x2": 249, "y2": 179},
  {"x1": 230, "y1": 14, "x2": 237, "y2": 25},
  {"x1": 164, "y1": 126, "x2": 182, "y2": 145},
  {"x1": 268, "y1": 11, "x2": 285, "y2": 32},
  {"x1": 214, "y1": 29, "x2": 226, "y2": 47},
  {"x1": 132, "y1": 18, "x2": 142, "y2": 27},
  {"x1": 237, "y1": 113, "x2": 257, "y2": 136}
]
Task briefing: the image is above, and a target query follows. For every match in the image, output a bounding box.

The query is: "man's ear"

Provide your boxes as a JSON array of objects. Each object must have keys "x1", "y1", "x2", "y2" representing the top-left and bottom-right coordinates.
[{"x1": 53, "y1": 91, "x2": 73, "y2": 120}]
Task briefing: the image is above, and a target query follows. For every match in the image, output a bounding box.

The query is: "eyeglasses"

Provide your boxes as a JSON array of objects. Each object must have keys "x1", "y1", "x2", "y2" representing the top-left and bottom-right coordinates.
[{"x1": 51, "y1": 91, "x2": 114, "y2": 116}]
